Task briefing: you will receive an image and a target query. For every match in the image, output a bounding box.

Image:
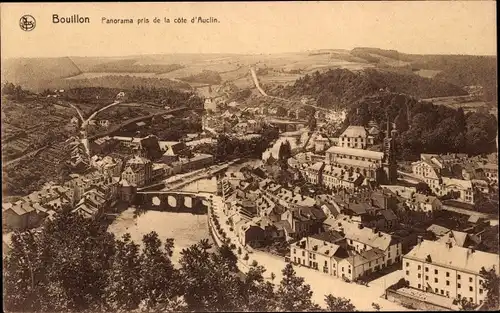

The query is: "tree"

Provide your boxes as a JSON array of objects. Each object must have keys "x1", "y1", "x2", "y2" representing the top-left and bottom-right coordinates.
[
  {"x1": 308, "y1": 114, "x2": 317, "y2": 131},
  {"x1": 278, "y1": 140, "x2": 292, "y2": 161},
  {"x1": 276, "y1": 263, "x2": 317, "y2": 311},
  {"x1": 480, "y1": 266, "x2": 500, "y2": 310},
  {"x1": 459, "y1": 297, "x2": 478, "y2": 311},
  {"x1": 323, "y1": 294, "x2": 357, "y2": 311},
  {"x1": 416, "y1": 182, "x2": 433, "y2": 195}
]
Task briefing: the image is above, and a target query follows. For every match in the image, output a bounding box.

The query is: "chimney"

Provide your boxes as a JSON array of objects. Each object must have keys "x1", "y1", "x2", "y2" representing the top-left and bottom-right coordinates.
[
  {"x1": 447, "y1": 241, "x2": 453, "y2": 249},
  {"x1": 468, "y1": 246, "x2": 475, "y2": 254},
  {"x1": 417, "y1": 236, "x2": 423, "y2": 245},
  {"x1": 339, "y1": 227, "x2": 344, "y2": 236},
  {"x1": 378, "y1": 231, "x2": 382, "y2": 237}
]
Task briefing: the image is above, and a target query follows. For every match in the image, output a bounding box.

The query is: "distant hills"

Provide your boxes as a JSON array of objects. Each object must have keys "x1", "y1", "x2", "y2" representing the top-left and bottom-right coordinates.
[
  {"x1": 1, "y1": 48, "x2": 496, "y2": 101},
  {"x1": 270, "y1": 68, "x2": 468, "y2": 109},
  {"x1": 1, "y1": 57, "x2": 82, "y2": 91}
]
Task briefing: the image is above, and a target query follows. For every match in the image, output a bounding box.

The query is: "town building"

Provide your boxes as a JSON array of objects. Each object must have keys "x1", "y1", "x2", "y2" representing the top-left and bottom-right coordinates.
[
  {"x1": 120, "y1": 155, "x2": 153, "y2": 187},
  {"x1": 325, "y1": 146, "x2": 384, "y2": 180},
  {"x1": 405, "y1": 194, "x2": 442, "y2": 215},
  {"x1": 331, "y1": 220, "x2": 403, "y2": 268},
  {"x1": 338, "y1": 126, "x2": 373, "y2": 149},
  {"x1": 403, "y1": 239, "x2": 499, "y2": 305},
  {"x1": 322, "y1": 164, "x2": 364, "y2": 190}
]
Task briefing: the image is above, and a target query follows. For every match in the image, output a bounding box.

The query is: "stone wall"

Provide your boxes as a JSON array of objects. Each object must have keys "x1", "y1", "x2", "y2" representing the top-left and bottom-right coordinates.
[{"x1": 386, "y1": 289, "x2": 451, "y2": 311}]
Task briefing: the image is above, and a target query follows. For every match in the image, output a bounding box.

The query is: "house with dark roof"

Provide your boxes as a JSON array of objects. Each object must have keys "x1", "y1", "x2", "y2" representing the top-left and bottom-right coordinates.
[{"x1": 2, "y1": 202, "x2": 41, "y2": 230}]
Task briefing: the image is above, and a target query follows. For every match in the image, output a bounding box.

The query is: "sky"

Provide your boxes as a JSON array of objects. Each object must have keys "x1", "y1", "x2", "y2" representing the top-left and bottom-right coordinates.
[{"x1": 1, "y1": 1, "x2": 497, "y2": 58}]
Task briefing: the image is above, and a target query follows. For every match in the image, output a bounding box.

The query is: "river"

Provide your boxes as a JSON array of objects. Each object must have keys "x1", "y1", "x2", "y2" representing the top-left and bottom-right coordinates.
[
  {"x1": 108, "y1": 208, "x2": 213, "y2": 266},
  {"x1": 108, "y1": 159, "x2": 261, "y2": 266}
]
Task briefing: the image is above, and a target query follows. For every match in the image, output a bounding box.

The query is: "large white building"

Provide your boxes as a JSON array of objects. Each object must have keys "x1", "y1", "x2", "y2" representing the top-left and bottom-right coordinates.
[
  {"x1": 403, "y1": 239, "x2": 499, "y2": 306},
  {"x1": 338, "y1": 126, "x2": 374, "y2": 149},
  {"x1": 326, "y1": 146, "x2": 384, "y2": 180}
]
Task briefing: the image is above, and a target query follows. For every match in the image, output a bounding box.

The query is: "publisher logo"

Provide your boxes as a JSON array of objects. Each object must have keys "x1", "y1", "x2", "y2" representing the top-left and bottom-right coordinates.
[{"x1": 20, "y1": 15, "x2": 36, "y2": 31}]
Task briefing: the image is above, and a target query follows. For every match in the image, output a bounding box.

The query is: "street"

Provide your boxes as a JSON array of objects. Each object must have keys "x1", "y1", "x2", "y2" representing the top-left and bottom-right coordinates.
[{"x1": 208, "y1": 195, "x2": 411, "y2": 311}]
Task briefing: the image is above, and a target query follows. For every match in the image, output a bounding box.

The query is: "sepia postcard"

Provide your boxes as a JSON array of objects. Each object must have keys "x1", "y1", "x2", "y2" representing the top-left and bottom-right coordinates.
[{"x1": 1, "y1": 1, "x2": 498, "y2": 312}]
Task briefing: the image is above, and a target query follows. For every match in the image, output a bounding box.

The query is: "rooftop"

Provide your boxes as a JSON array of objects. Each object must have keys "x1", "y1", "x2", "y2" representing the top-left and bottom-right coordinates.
[
  {"x1": 405, "y1": 240, "x2": 499, "y2": 275},
  {"x1": 340, "y1": 126, "x2": 368, "y2": 138},
  {"x1": 327, "y1": 146, "x2": 384, "y2": 160}
]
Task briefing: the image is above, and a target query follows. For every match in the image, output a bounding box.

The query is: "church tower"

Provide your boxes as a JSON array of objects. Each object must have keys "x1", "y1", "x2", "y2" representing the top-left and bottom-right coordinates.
[{"x1": 383, "y1": 116, "x2": 398, "y2": 184}]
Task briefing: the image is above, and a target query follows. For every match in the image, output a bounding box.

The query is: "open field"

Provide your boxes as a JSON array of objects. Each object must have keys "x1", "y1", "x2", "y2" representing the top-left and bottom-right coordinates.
[{"x1": 66, "y1": 72, "x2": 159, "y2": 79}]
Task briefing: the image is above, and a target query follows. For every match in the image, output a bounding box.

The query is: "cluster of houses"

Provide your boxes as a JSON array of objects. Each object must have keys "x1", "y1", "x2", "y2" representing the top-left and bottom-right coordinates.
[
  {"x1": 217, "y1": 158, "x2": 498, "y2": 308},
  {"x1": 410, "y1": 153, "x2": 497, "y2": 205},
  {"x1": 92, "y1": 134, "x2": 215, "y2": 184}
]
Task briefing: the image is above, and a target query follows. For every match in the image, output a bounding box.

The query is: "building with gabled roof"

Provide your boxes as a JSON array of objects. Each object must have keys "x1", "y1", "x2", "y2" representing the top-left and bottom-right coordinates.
[{"x1": 403, "y1": 239, "x2": 499, "y2": 305}]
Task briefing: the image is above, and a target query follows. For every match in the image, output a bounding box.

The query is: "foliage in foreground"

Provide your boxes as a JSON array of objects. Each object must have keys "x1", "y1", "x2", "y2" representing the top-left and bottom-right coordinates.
[{"x1": 3, "y1": 211, "x2": 357, "y2": 312}]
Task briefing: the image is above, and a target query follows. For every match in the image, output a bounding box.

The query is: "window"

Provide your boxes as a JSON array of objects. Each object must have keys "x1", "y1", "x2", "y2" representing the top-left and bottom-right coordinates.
[
  {"x1": 406, "y1": 262, "x2": 410, "y2": 267},
  {"x1": 435, "y1": 269, "x2": 438, "y2": 275},
  {"x1": 293, "y1": 249, "x2": 296, "y2": 254},
  {"x1": 469, "y1": 277, "x2": 473, "y2": 283},
  {"x1": 458, "y1": 294, "x2": 461, "y2": 299},
  {"x1": 446, "y1": 272, "x2": 450, "y2": 277},
  {"x1": 425, "y1": 275, "x2": 429, "y2": 281},
  {"x1": 364, "y1": 244, "x2": 367, "y2": 249},
  {"x1": 294, "y1": 257, "x2": 297, "y2": 263},
  {"x1": 446, "y1": 291, "x2": 450, "y2": 297},
  {"x1": 418, "y1": 265, "x2": 421, "y2": 270},
  {"x1": 342, "y1": 267, "x2": 344, "y2": 272},
  {"x1": 458, "y1": 274, "x2": 461, "y2": 280},
  {"x1": 425, "y1": 267, "x2": 429, "y2": 272},
  {"x1": 324, "y1": 260, "x2": 328, "y2": 267},
  {"x1": 479, "y1": 289, "x2": 483, "y2": 294},
  {"x1": 418, "y1": 274, "x2": 421, "y2": 278},
  {"x1": 313, "y1": 254, "x2": 316, "y2": 260},
  {"x1": 440, "y1": 290, "x2": 444, "y2": 295},
  {"x1": 348, "y1": 269, "x2": 351, "y2": 274},
  {"x1": 350, "y1": 240, "x2": 353, "y2": 244},
  {"x1": 470, "y1": 297, "x2": 473, "y2": 303},
  {"x1": 302, "y1": 251, "x2": 305, "y2": 257},
  {"x1": 435, "y1": 278, "x2": 438, "y2": 283},
  {"x1": 406, "y1": 271, "x2": 409, "y2": 276},
  {"x1": 446, "y1": 281, "x2": 450, "y2": 286},
  {"x1": 458, "y1": 283, "x2": 461, "y2": 288},
  {"x1": 309, "y1": 261, "x2": 312, "y2": 267},
  {"x1": 469, "y1": 287, "x2": 473, "y2": 292},
  {"x1": 435, "y1": 288, "x2": 438, "y2": 293},
  {"x1": 418, "y1": 284, "x2": 421, "y2": 289}
]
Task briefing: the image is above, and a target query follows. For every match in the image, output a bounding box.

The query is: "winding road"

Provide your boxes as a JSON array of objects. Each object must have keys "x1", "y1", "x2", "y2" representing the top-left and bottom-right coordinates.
[{"x1": 68, "y1": 101, "x2": 122, "y2": 155}]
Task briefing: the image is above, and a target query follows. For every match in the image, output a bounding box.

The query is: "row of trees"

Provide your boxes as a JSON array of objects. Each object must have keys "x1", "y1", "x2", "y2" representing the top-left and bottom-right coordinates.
[
  {"x1": 2, "y1": 82, "x2": 30, "y2": 100},
  {"x1": 4, "y1": 211, "x2": 358, "y2": 312}
]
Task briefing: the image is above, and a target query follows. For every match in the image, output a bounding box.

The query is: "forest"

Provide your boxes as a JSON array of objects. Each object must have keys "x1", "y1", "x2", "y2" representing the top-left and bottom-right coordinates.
[
  {"x1": 43, "y1": 75, "x2": 192, "y2": 92},
  {"x1": 3, "y1": 211, "x2": 362, "y2": 312},
  {"x1": 349, "y1": 48, "x2": 497, "y2": 102},
  {"x1": 88, "y1": 59, "x2": 184, "y2": 74},
  {"x1": 344, "y1": 93, "x2": 498, "y2": 159},
  {"x1": 270, "y1": 68, "x2": 467, "y2": 110}
]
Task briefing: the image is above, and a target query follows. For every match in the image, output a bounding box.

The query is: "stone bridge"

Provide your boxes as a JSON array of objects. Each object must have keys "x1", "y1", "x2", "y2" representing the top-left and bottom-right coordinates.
[{"x1": 133, "y1": 191, "x2": 210, "y2": 215}]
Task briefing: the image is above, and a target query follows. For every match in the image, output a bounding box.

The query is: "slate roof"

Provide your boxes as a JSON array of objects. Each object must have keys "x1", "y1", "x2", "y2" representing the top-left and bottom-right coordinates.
[{"x1": 405, "y1": 240, "x2": 499, "y2": 275}]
